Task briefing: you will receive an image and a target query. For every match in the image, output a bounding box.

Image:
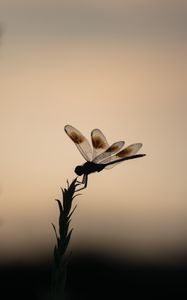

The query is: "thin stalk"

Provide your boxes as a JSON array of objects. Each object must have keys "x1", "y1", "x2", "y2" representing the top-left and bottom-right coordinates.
[{"x1": 51, "y1": 177, "x2": 81, "y2": 300}]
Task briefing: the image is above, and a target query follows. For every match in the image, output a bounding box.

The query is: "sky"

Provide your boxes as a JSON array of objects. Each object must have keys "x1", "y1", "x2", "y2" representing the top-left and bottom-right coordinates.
[{"x1": 0, "y1": 0, "x2": 187, "y2": 264}]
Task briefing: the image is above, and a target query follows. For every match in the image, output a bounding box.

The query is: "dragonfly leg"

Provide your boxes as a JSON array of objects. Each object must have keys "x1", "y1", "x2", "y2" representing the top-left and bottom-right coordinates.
[
  {"x1": 76, "y1": 174, "x2": 88, "y2": 191},
  {"x1": 76, "y1": 174, "x2": 86, "y2": 184},
  {"x1": 83, "y1": 174, "x2": 88, "y2": 188}
]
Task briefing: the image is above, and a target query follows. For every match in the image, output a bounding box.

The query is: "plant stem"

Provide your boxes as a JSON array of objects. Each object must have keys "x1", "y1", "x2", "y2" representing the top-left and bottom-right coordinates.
[{"x1": 51, "y1": 177, "x2": 81, "y2": 300}]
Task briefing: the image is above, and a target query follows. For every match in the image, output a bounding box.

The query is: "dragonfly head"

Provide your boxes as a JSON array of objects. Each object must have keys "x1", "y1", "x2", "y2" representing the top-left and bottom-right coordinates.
[{"x1": 75, "y1": 165, "x2": 84, "y2": 176}]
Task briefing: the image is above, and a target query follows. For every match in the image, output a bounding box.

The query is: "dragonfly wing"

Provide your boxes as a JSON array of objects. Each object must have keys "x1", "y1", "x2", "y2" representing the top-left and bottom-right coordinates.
[
  {"x1": 93, "y1": 141, "x2": 125, "y2": 163},
  {"x1": 64, "y1": 125, "x2": 92, "y2": 161},
  {"x1": 103, "y1": 143, "x2": 143, "y2": 169},
  {"x1": 91, "y1": 129, "x2": 109, "y2": 159}
]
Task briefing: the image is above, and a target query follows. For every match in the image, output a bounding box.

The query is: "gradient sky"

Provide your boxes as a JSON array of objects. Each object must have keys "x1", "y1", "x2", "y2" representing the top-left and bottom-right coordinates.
[{"x1": 0, "y1": 0, "x2": 186, "y2": 264}]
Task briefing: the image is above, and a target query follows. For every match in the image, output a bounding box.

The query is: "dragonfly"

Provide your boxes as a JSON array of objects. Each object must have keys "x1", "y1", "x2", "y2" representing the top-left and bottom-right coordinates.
[{"x1": 64, "y1": 125, "x2": 146, "y2": 191}]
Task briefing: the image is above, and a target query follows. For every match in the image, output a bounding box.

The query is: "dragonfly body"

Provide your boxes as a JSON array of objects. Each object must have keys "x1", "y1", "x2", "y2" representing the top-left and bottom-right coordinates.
[
  {"x1": 75, "y1": 161, "x2": 106, "y2": 176},
  {"x1": 64, "y1": 125, "x2": 145, "y2": 191}
]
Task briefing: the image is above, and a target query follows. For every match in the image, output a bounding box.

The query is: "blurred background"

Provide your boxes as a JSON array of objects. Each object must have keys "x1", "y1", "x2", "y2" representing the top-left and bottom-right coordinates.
[{"x1": 0, "y1": 0, "x2": 186, "y2": 299}]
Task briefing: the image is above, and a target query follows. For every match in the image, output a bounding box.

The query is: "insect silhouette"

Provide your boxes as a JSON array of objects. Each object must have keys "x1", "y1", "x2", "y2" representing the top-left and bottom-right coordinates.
[{"x1": 64, "y1": 125, "x2": 146, "y2": 191}]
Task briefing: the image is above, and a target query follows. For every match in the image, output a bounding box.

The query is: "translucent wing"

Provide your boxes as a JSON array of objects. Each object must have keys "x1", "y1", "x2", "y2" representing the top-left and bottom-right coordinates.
[
  {"x1": 93, "y1": 141, "x2": 125, "y2": 163},
  {"x1": 91, "y1": 129, "x2": 109, "y2": 159},
  {"x1": 103, "y1": 143, "x2": 143, "y2": 169},
  {"x1": 64, "y1": 125, "x2": 92, "y2": 161}
]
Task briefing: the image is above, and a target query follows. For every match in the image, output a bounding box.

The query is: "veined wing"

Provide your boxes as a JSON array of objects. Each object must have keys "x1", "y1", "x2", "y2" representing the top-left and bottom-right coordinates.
[
  {"x1": 102, "y1": 143, "x2": 143, "y2": 169},
  {"x1": 93, "y1": 141, "x2": 125, "y2": 163},
  {"x1": 64, "y1": 125, "x2": 92, "y2": 161},
  {"x1": 91, "y1": 129, "x2": 109, "y2": 159}
]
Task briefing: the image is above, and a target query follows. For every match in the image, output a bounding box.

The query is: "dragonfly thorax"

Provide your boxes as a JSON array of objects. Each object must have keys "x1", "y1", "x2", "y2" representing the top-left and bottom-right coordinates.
[{"x1": 74, "y1": 161, "x2": 105, "y2": 176}]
